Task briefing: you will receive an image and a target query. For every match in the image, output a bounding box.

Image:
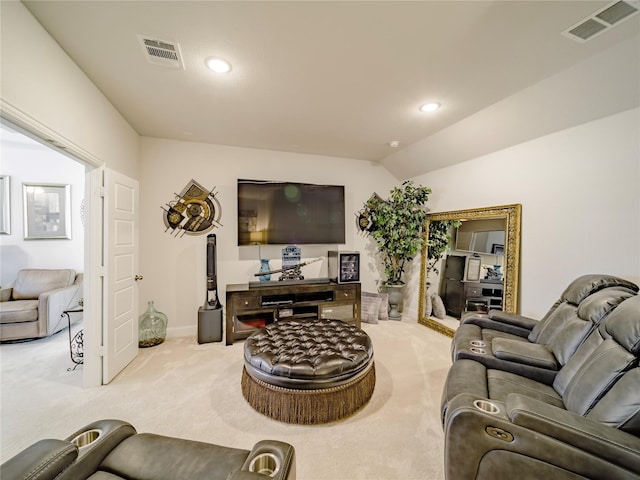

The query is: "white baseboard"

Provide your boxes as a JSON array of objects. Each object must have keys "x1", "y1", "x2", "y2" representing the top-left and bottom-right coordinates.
[{"x1": 167, "y1": 325, "x2": 197, "y2": 338}]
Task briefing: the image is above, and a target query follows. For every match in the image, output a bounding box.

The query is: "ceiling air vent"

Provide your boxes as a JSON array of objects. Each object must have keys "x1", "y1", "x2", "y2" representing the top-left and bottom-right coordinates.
[
  {"x1": 137, "y1": 35, "x2": 184, "y2": 69},
  {"x1": 562, "y1": 0, "x2": 639, "y2": 42}
]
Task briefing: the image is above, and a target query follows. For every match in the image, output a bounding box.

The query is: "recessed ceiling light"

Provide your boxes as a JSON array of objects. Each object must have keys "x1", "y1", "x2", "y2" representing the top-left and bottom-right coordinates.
[
  {"x1": 205, "y1": 57, "x2": 232, "y2": 73},
  {"x1": 419, "y1": 102, "x2": 441, "y2": 112}
]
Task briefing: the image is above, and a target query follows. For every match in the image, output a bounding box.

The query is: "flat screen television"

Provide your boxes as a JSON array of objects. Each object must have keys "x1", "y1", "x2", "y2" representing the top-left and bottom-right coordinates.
[{"x1": 237, "y1": 179, "x2": 346, "y2": 246}]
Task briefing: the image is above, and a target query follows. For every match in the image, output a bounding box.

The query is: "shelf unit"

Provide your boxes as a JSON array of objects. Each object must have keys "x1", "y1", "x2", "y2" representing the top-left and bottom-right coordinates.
[
  {"x1": 225, "y1": 281, "x2": 361, "y2": 345},
  {"x1": 464, "y1": 280, "x2": 504, "y2": 314}
]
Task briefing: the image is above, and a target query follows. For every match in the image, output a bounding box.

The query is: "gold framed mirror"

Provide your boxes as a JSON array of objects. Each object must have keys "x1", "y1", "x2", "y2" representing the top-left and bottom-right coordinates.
[{"x1": 418, "y1": 204, "x2": 522, "y2": 337}]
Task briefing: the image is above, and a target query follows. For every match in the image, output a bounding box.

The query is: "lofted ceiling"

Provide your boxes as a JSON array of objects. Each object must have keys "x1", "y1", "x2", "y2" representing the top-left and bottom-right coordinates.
[{"x1": 21, "y1": 1, "x2": 640, "y2": 177}]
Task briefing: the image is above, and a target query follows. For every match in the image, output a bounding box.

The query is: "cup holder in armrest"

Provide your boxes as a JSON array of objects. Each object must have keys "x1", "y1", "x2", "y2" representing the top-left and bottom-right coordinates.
[
  {"x1": 70, "y1": 429, "x2": 101, "y2": 449},
  {"x1": 249, "y1": 452, "x2": 280, "y2": 477},
  {"x1": 473, "y1": 399, "x2": 500, "y2": 414},
  {"x1": 470, "y1": 340, "x2": 486, "y2": 348},
  {"x1": 469, "y1": 347, "x2": 486, "y2": 354}
]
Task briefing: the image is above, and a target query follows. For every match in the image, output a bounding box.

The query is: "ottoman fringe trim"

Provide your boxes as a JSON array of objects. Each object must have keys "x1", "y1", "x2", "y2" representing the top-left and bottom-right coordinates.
[{"x1": 241, "y1": 363, "x2": 376, "y2": 425}]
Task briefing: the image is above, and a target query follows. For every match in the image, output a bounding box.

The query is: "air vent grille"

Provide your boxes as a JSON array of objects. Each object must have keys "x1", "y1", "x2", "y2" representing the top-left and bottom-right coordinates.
[
  {"x1": 562, "y1": 0, "x2": 639, "y2": 42},
  {"x1": 597, "y1": 1, "x2": 638, "y2": 24},
  {"x1": 569, "y1": 18, "x2": 608, "y2": 40},
  {"x1": 137, "y1": 35, "x2": 184, "y2": 69}
]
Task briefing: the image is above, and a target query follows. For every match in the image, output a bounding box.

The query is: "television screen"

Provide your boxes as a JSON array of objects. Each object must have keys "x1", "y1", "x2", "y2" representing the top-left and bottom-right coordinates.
[{"x1": 237, "y1": 179, "x2": 345, "y2": 246}]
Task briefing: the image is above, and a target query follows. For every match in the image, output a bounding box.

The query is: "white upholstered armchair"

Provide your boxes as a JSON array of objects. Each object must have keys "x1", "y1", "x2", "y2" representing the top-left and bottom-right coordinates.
[{"x1": 0, "y1": 269, "x2": 83, "y2": 341}]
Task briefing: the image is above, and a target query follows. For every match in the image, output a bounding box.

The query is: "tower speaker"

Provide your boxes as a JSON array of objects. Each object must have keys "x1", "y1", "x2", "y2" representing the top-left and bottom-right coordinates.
[{"x1": 198, "y1": 233, "x2": 223, "y2": 343}]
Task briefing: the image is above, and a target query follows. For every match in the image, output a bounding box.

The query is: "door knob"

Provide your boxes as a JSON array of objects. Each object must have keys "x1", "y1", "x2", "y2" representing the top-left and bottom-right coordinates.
[{"x1": 134, "y1": 275, "x2": 144, "y2": 281}]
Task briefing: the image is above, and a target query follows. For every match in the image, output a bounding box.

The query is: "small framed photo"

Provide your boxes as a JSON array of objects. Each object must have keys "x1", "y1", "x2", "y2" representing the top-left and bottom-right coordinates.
[
  {"x1": 466, "y1": 256, "x2": 482, "y2": 281},
  {"x1": 0, "y1": 176, "x2": 10, "y2": 235},
  {"x1": 492, "y1": 244, "x2": 504, "y2": 255},
  {"x1": 23, "y1": 183, "x2": 71, "y2": 239}
]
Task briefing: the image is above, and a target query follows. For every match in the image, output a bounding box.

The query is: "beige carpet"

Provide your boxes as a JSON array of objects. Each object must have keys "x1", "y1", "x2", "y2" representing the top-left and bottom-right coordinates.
[{"x1": 0, "y1": 318, "x2": 452, "y2": 479}]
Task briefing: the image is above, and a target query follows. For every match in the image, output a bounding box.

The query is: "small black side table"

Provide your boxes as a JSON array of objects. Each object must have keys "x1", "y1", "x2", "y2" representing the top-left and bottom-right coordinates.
[{"x1": 62, "y1": 305, "x2": 84, "y2": 371}]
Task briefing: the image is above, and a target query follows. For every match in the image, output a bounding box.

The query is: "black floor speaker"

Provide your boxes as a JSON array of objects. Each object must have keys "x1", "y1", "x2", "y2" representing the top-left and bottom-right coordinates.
[
  {"x1": 198, "y1": 233, "x2": 223, "y2": 344},
  {"x1": 198, "y1": 307, "x2": 222, "y2": 344}
]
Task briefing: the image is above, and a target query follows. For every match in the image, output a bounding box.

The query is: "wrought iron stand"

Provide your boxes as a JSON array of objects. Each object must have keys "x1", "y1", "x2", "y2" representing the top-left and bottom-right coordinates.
[{"x1": 62, "y1": 306, "x2": 84, "y2": 371}]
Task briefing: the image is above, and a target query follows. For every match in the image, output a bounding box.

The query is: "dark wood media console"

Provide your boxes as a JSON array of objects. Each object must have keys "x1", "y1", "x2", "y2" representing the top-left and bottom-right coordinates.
[{"x1": 225, "y1": 281, "x2": 361, "y2": 345}]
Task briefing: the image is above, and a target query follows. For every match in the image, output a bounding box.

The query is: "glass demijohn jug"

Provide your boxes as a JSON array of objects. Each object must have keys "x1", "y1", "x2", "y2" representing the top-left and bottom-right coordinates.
[{"x1": 138, "y1": 301, "x2": 168, "y2": 347}]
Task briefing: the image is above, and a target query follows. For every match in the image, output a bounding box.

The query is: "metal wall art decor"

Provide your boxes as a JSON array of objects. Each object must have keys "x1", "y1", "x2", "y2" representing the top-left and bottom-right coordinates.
[
  {"x1": 162, "y1": 179, "x2": 222, "y2": 236},
  {"x1": 355, "y1": 193, "x2": 383, "y2": 233},
  {"x1": 23, "y1": 183, "x2": 71, "y2": 240}
]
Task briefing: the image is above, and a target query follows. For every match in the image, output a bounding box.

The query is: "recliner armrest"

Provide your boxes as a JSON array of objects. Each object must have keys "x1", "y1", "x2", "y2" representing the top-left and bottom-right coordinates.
[
  {"x1": 38, "y1": 284, "x2": 81, "y2": 333},
  {"x1": 0, "y1": 439, "x2": 78, "y2": 480},
  {"x1": 0, "y1": 287, "x2": 12, "y2": 302},
  {"x1": 488, "y1": 311, "x2": 539, "y2": 330},
  {"x1": 458, "y1": 315, "x2": 532, "y2": 338},
  {"x1": 240, "y1": 440, "x2": 296, "y2": 480},
  {"x1": 492, "y1": 338, "x2": 559, "y2": 369},
  {"x1": 444, "y1": 393, "x2": 640, "y2": 479},
  {"x1": 506, "y1": 393, "x2": 640, "y2": 473},
  {"x1": 56, "y1": 419, "x2": 137, "y2": 480}
]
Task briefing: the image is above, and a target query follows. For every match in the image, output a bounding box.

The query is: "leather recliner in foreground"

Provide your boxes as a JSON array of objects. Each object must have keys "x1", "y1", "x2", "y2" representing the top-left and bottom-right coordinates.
[
  {"x1": 453, "y1": 285, "x2": 636, "y2": 384},
  {"x1": 0, "y1": 419, "x2": 296, "y2": 480},
  {"x1": 450, "y1": 274, "x2": 639, "y2": 381},
  {"x1": 441, "y1": 294, "x2": 640, "y2": 480}
]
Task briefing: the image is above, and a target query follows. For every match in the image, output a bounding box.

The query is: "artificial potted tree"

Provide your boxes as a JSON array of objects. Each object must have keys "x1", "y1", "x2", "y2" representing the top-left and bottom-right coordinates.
[
  {"x1": 426, "y1": 219, "x2": 461, "y2": 278},
  {"x1": 361, "y1": 181, "x2": 431, "y2": 319}
]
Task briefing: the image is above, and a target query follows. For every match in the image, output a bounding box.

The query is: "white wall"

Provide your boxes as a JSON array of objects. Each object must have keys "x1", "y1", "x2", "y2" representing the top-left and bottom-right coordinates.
[
  {"x1": 138, "y1": 138, "x2": 397, "y2": 336},
  {"x1": 383, "y1": 36, "x2": 640, "y2": 180},
  {"x1": 409, "y1": 107, "x2": 640, "y2": 319},
  {"x1": 0, "y1": 138, "x2": 85, "y2": 286},
  {"x1": 0, "y1": 1, "x2": 139, "y2": 177}
]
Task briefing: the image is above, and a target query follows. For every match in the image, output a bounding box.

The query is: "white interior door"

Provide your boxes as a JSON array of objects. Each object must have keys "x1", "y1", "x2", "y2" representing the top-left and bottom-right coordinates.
[{"x1": 103, "y1": 169, "x2": 139, "y2": 383}]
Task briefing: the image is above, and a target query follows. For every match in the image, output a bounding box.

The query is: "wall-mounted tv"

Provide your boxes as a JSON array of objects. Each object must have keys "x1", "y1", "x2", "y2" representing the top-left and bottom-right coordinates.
[{"x1": 237, "y1": 179, "x2": 346, "y2": 246}]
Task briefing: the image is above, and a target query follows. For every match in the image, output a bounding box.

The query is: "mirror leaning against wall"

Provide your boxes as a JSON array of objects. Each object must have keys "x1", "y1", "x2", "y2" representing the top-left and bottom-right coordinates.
[{"x1": 418, "y1": 204, "x2": 522, "y2": 337}]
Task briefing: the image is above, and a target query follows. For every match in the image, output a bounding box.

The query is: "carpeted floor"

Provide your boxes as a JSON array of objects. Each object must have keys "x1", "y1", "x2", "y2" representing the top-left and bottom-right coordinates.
[{"x1": 0, "y1": 318, "x2": 452, "y2": 479}]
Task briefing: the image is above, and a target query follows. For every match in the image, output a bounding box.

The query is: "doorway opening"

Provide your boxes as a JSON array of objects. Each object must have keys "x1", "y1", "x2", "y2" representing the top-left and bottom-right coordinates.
[{"x1": 0, "y1": 117, "x2": 102, "y2": 387}]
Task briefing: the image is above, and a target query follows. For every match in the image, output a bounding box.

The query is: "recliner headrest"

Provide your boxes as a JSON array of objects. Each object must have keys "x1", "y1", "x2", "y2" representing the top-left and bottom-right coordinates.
[
  {"x1": 577, "y1": 286, "x2": 638, "y2": 325},
  {"x1": 604, "y1": 296, "x2": 640, "y2": 355},
  {"x1": 561, "y1": 274, "x2": 639, "y2": 305}
]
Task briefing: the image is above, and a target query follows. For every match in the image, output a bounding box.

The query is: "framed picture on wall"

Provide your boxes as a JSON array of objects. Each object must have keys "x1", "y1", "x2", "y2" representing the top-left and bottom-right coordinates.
[
  {"x1": 491, "y1": 244, "x2": 504, "y2": 255},
  {"x1": 466, "y1": 256, "x2": 482, "y2": 281},
  {"x1": 0, "y1": 176, "x2": 10, "y2": 235},
  {"x1": 23, "y1": 183, "x2": 71, "y2": 240}
]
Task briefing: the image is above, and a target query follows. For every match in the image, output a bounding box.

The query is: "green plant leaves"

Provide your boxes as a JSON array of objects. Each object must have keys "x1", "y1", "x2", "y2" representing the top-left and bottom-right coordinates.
[
  {"x1": 426, "y1": 219, "x2": 461, "y2": 276},
  {"x1": 361, "y1": 180, "x2": 432, "y2": 285}
]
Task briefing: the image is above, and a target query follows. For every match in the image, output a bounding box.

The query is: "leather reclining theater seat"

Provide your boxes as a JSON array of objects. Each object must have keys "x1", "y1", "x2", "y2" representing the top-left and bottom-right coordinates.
[
  {"x1": 0, "y1": 419, "x2": 296, "y2": 480},
  {"x1": 451, "y1": 274, "x2": 639, "y2": 384},
  {"x1": 441, "y1": 293, "x2": 640, "y2": 480}
]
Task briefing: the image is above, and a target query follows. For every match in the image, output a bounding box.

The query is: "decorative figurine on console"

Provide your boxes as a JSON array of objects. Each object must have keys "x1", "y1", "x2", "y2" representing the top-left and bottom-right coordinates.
[
  {"x1": 162, "y1": 179, "x2": 222, "y2": 237},
  {"x1": 281, "y1": 245, "x2": 303, "y2": 281},
  {"x1": 485, "y1": 265, "x2": 503, "y2": 281},
  {"x1": 258, "y1": 259, "x2": 272, "y2": 282},
  {"x1": 254, "y1": 246, "x2": 324, "y2": 281}
]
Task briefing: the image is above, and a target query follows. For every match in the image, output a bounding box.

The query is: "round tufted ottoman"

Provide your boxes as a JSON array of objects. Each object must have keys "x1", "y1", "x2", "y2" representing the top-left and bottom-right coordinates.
[{"x1": 241, "y1": 317, "x2": 375, "y2": 424}]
